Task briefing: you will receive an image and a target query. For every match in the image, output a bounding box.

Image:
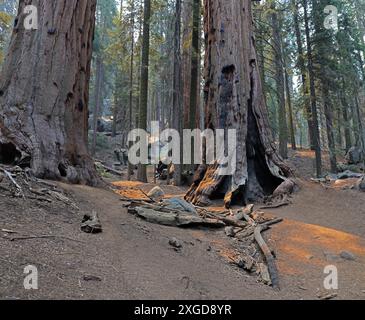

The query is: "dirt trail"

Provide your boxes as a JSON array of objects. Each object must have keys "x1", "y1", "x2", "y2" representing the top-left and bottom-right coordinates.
[
  {"x1": 1, "y1": 178, "x2": 365, "y2": 300},
  {"x1": 0, "y1": 183, "x2": 276, "y2": 300},
  {"x1": 266, "y1": 180, "x2": 365, "y2": 237}
]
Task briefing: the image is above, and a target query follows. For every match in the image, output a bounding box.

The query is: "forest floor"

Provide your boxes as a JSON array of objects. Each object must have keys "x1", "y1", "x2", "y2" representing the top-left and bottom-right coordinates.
[{"x1": 1, "y1": 149, "x2": 365, "y2": 300}]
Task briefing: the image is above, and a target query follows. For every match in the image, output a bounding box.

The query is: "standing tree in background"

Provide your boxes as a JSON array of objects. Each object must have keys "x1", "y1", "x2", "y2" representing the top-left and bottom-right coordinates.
[
  {"x1": 312, "y1": 0, "x2": 337, "y2": 173},
  {"x1": 303, "y1": 0, "x2": 322, "y2": 177},
  {"x1": 137, "y1": 0, "x2": 151, "y2": 183},
  {"x1": 0, "y1": 0, "x2": 99, "y2": 185},
  {"x1": 91, "y1": 55, "x2": 104, "y2": 155},
  {"x1": 186, "y1": 0, "x2": 291, "y2": 208},
  {"x1": 188, "y1": 0, "x2": 201, "y2": 172},
  {"x1": 128, "y1": 0, "x2": 136, "y2": 181},
  {"x1": 172, "y1": 0, "x2": 183, "y2": 186},
  {"x1": 271, "y1": 3, "x2": 288, "y2": 159},
  {"x1": 189, "y1": 0, "x2": 201, "y2": 132},
  {"x1": 292, "y1": 0, "x2": 314, "y2": 150},
  {"x1": 182, "y1": 0, "x2": 193, "y2": 130},
  {"x1": 91, "y1": 0, "x2": 117, "y2": 155}
]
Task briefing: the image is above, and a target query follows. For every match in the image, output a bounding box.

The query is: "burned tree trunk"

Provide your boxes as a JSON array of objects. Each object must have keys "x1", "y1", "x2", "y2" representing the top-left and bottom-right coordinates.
[
  {"x1": 185, "y1": 0, "x2": 292, "y2": 208},
  {"x1": 0, "y1": 0, "x2": 99, "y2": 185}
]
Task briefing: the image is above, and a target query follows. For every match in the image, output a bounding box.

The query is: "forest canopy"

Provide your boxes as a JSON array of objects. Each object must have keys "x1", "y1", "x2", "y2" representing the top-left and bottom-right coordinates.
[
  {"x1": 0, "y1": 0, "x2": 364, "y2": 189},
  {"x1": 1, "y1": 0, "x2": 365, "y2": 302}
]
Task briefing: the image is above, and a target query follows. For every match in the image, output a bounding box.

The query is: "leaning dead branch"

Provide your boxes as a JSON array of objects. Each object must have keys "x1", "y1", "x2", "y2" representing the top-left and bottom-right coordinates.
[
  {"x1": 242, "y1": 212, "x2": 281, "y2": 290},
  {"x1": 260, "y1": 201, "x2": 290, "y2": 210},
  {"x1": 8, "y1": 235, "x2": 85, "y2": 243},
  {"x1": 2, "y1": 169, "x2": 24, "y2": 198}
]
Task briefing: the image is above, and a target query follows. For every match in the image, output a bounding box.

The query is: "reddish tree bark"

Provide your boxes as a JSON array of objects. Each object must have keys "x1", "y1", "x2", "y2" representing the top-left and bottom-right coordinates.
[
  {"x1": 185, "y1": 0, "x2": 292, "y2": 208},
  {"x1": 0, "y1": 0, "x2": 99, "y2": 185}
]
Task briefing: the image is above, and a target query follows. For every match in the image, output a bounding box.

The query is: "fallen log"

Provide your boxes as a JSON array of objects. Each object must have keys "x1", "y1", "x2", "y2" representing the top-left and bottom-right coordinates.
[
  {"x1": 242, "y1": 212, "x2": 281, "y2": 291},
  {"x1": 96, "y1": 162, "x2": 122, "y2": 176},
  {"x1": 132, "y1": 207, "x2": 225, "y2": 229},
  {"x1": 254, "y1": 225, "x2": 280, "y2": 291},
  {"x1": 260, "y1": 201, "x2": 290, "y2": 210}
]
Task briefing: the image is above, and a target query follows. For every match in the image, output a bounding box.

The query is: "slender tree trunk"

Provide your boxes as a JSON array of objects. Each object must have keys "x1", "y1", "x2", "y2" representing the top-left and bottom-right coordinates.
[
  {"x1": 271, "y1": 7, "x2": 288, "y2": 159},
  {"x1": 292, "y1": 0, "x2": 314, "y2": 149},
  {"x1": 285, "y1": 69, "x2": 297, "y2": 150},
  {"x1": 336, "y1": 108, "x2": 343, "y2": 149},
  {"x1": 303, "y1": 0, "x2": 322, "y2": 177},
  {"x1": 112, "y1": 93, "x2": 118, "y2": 137},
  {"x1": 127, "y1": 2, "x2": 136, "y2": 181},
  {"x1": 340, "y1": 90, "x2": 352, "y2": 152},
  {"x1": 112, "y1": 2, "x2": 124, "y2": 139},
  {"x1": 189, "y1": 0, "x2": 200, "y2": 131},
  {"x1": 91, "y1": 56, "x2": 103, "y2": 155},
  {"x1": 188, "y1": 0, "x2": 201, "y2": 172},
  {"x1": 173, "y1": 0, "x2": 183, "y2": 186},
  {"x1": 351, "y1": 96, "x2": 361, "y2": 147},
  {"x1": 137, "y1": 0, "x2": 151, "y2": 183},
  {"x1": 312, "y1": 0, "x2": 337, "y2": 173},
  {"x1": 186, "y1": 0, "x2": 291, "y2": 208},
  {"x1": 354, "y1": 94, "x2": 365, "y2": 154},
  {"x1": 182, "y1": 0, "x2": 193, "y2": 129},
  {"x1": 322, "y1": 89, "x2": 337, "y2": 173},
  {"x1": 0, "y1": 0, "x2": 99, "y2": 185}
]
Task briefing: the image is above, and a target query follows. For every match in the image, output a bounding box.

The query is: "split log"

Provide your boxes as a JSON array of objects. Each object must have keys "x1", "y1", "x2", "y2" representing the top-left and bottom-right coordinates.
[
  {"x1": 81, "y1": 211, "x2": 102, "y2": 234},
  {"x1": 258, "y1": 263, "x2": 271, "y2": 285},
  {"x1": 235, "y1": 226, "x2": 256, "y2": 239},
  {"x1": 233, "y1": 204, "x2": 255, "y2": 221},
  {"x1": 229, "y1": 254, "x2": 256, "y2": 272},
  {"x1": 203, "y1": 211, "x2": 248, "y2": 229},
  {"x1": 48, "y1": 190, "x2": 78, "y2": 210}
]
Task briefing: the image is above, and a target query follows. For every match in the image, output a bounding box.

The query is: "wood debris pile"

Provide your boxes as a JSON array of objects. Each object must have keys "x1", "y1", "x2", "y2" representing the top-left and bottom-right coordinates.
[
  {"x1": 121, "y1": 192, "x2": 283, "y2": 290},
  {"x1": 0, "y1": 165, "x2": 79, "y2": 210},
  {"x1": 311, "y1": 170, "x2": 365, "y2": 191}
]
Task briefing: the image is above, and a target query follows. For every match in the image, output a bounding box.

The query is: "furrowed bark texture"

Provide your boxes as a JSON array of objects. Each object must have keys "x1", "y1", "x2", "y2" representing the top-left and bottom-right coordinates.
[
  {"x1": 0, "y1": 0, "x2": 99, "y2": 185},
  {"x1": 185, "y1": 0, "x2": 291, "y2": 208}
]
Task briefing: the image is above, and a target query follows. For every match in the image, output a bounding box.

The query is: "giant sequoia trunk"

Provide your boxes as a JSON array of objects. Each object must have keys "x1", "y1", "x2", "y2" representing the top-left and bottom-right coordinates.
[
  {"x1": 0, "y1": 0, "x2": 99, "y2": 185},
  {"x1": 185, "y1": 0, "x2": 291, "y2": 208}
]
